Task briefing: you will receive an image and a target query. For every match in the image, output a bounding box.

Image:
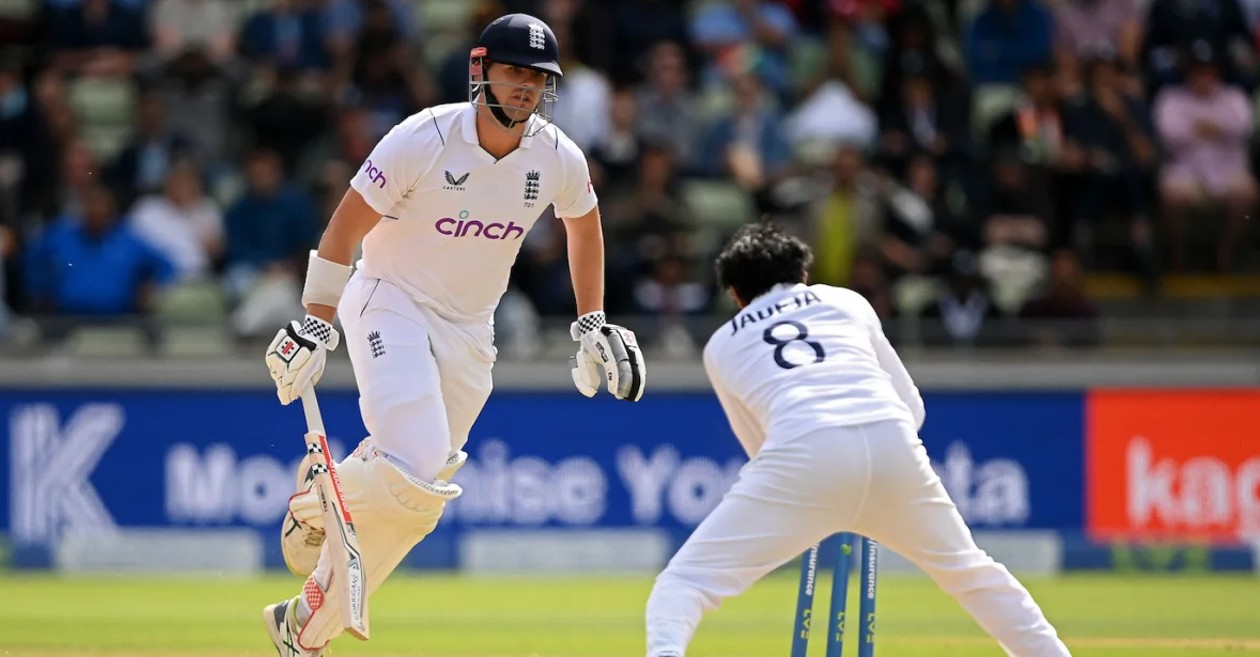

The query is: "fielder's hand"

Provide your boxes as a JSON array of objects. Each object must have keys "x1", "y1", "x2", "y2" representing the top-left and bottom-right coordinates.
[
  {"x1": 569, "y1": 311, "x2": 646, "y2": 401},
  {"x1": 266, "y1": 315, "x2": 340, "y2": 405}
]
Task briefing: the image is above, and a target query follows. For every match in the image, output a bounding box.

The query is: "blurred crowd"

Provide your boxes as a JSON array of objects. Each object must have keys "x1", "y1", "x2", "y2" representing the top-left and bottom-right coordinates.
[{"x1": 1, "y1": 0, "x2": 1258, "y2": 356}]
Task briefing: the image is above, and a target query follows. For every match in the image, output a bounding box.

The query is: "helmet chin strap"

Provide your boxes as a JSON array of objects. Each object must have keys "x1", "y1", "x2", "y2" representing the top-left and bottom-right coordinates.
[{"x1": 483, "y1": 85, "x2": 523, "y2": 128}]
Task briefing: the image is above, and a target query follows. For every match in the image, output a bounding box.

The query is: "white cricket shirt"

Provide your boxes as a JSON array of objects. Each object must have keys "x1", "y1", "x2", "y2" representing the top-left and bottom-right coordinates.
[
  {"x1": 349, "y1": 102, "x2": 598, "y2": 323},
  {"x1": 703, "y1": 283, "x2": 926, "y2": 457}
]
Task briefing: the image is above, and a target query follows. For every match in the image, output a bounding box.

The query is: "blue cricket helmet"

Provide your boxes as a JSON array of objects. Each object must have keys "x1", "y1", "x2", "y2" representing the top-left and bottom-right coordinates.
[
  {"x1": 475, "y1": 13, "x2": 563, "y2": 78},
  {"x1": 468, "y1": 13, "x2": 562, "y2": 133}
]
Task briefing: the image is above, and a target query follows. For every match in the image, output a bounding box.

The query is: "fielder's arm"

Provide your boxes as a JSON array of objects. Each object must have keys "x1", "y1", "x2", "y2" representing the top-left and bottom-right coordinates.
[
  {"x1": 306, "y1": 189, "x2": 382, "y2": 323},
  {"x1": 562, "y1": 206, "x2": 605, "y2": 316},
  {"x1": 704, "y1": 347, "x2": 765, "y2": 458},
  {"x1": 846, "y1": 288, "x2": 926, "y2": 429},
  {"x1": 872, "y1": 328, "x2": 926, "y2": 430}
]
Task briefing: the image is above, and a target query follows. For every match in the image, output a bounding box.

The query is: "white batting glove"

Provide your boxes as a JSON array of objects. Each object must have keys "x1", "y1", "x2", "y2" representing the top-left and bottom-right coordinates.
[
  {"x1": 265, "y1": 314, "x2": 340, "y2": 406},
  {"x1": 569, "y1": 311, "x2": 646, "y2": 402}
]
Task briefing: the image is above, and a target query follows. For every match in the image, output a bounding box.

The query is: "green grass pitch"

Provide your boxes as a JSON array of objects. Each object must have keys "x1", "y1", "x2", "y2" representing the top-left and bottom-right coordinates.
[{"x1": 0, "y1": 571, "x2": 1256, "y2": 656}]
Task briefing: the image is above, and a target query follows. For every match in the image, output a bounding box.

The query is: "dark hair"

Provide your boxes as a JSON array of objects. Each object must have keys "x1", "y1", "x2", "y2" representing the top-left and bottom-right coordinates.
[{"x1": 714, "y1": 221, "x2": 813, "y2": 303}]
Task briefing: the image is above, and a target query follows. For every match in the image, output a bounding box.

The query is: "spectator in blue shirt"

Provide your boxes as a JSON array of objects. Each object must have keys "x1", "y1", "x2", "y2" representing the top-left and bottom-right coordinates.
[
  {"x1": 700, "y1": 70, "x2": 792, "y2": 194},
  {"x1": 44, "y1": 0, "x2": 146, "y2": 10},
  {"x1": 240, "y1": 0, "x2": 330, "y2": 73},
  {"x1": 223, "y1": 149, "x2": 319, "y2": 302},
  {"x1": 50, "y1": 0, "x2": 149, "y2": 78},
  {"x1": 965, "y1": 0, "x2": 1055, "y2": 86},
  {"x1": 691, "y1": 0, "x2": 799, "y2": 98},
  {"x1": 108, "y1": 92, "x2": 194, "y2": 209},
  {"x1": 23, "y1": 183, "x2": 175, "y2": 319},
  {"x1": 324, "y1": 0, "x2": 415, "y2": 57}
]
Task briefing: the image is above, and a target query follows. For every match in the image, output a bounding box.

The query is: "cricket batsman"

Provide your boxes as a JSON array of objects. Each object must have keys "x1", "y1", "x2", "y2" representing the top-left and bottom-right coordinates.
[
  {"x1": 260, "y1": 13, "x2": 646, "y2": 656},
  {"x1": 645, "y1": 223, "x2": 1069, "y2": 657}
]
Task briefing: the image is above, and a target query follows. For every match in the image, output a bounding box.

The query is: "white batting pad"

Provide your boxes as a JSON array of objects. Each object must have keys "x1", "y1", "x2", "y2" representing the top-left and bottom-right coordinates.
[
  {"x1": 294, "y1": 449, "x2": 460, "y2": 651},
  {"x1": 282, "y1": 440, "x2": 467, "y2": 578}
]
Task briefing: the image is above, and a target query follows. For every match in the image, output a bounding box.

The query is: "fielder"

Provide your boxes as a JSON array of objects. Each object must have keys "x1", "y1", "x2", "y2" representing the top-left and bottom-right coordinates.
[
  {"x1": 645, "y1": 223, "x2": 1070, "y2": 657},
  {"x1": 261, "y1": 14, "x2": 646, "y2": 656}
]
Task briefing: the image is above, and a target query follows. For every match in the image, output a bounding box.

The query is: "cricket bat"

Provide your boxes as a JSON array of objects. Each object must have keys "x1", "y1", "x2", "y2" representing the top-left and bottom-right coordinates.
[{"x1": 300, "y1": 388, "x2": 369, "y2": 640}]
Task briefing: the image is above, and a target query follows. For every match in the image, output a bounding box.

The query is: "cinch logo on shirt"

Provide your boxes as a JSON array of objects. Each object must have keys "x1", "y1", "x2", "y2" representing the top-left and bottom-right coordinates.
[
  {"x1": 362, "y1": 159, "x2": 387, "y2": 188},
  {"x1": 435, "y1": 210, "x2": 525, "y2": 240}
]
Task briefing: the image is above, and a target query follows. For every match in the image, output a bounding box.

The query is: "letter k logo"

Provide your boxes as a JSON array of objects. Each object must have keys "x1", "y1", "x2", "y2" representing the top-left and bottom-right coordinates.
[{"x1": 10, "y1": 404, "x2": 122, "y2": 545}]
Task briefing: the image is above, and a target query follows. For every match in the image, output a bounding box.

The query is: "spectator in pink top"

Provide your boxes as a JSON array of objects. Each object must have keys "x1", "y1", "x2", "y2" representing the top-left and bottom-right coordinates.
[
  {"x1": 1154, "y1": 40, "x2": 1257, "y2": 271},
  {"x1": 1053, "y1": 0, "x2": 1142, "y2": 68},
  {"x1": 1053, "y1": 0, "x2": 1143, "y2": 97}
]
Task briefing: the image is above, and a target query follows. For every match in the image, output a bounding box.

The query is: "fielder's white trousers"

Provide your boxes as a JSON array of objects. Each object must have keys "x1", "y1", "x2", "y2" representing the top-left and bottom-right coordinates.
[
  {"x1": 646, "y1": 419, "x2": 1071, "y2": 657},
  {"x1": 338, "y1": 272, "x2": 494, "y2": 481}
]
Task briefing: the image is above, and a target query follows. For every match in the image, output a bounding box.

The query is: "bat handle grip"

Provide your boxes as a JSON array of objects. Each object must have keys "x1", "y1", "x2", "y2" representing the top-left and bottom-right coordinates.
[{"x1": 301, "y1": 388, "x2": 326, "y2": 436}]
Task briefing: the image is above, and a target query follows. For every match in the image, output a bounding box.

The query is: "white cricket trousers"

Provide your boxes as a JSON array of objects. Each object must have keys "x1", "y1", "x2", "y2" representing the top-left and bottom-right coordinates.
[
  {"x1": 646, "y1": 419, "x2": 1071, "y2": 657},
  {"x1": 337, "y1": 272, "x2": 494, "y2": 481}
]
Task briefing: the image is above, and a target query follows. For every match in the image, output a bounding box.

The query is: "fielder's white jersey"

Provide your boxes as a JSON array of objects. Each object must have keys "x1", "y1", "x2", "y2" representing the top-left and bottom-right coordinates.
[
  {"x1": 703, "y1": 283, "x2": 926, "y2": 457},
  {"x1": 349, "y1": 102, "x2": 598, "y2": 323}
]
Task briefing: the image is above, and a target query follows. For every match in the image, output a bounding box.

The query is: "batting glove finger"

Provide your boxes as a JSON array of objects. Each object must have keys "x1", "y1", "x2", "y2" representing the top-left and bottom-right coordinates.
[{"x1": 569, "y1": 350, "x2": 601, "y2": 398}]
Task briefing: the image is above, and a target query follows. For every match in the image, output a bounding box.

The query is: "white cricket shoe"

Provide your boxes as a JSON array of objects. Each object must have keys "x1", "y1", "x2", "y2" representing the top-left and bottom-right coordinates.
[{"x1": 262, "y1": 597, "x2": 323, "y2": 657}]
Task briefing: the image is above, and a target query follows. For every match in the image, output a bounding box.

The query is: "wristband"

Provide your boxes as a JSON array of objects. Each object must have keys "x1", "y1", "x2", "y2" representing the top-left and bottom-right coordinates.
[
  {"x1": 298, "y1": 314, "x2": 338, "y2": 349},
  {"x1": 572, "y1": 311, "x2": 606, "y2": 339},
  {"x1": 301, "y1": 250, "x2": 353, "y2": 310}
]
